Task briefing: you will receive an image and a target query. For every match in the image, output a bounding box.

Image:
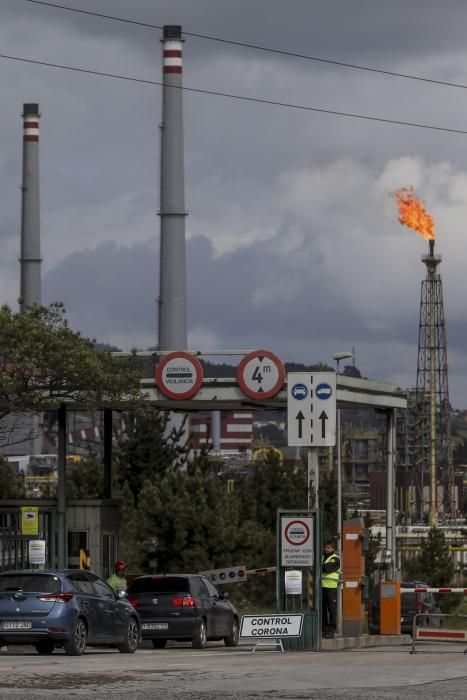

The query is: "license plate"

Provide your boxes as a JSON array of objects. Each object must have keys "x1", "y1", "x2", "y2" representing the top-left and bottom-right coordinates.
[
  {"x1": 2, "y1": 621, "x2": 32, "y2": 630},
  {"x1": 142, "y1": 623, "x2": 168, "y2": 630}
]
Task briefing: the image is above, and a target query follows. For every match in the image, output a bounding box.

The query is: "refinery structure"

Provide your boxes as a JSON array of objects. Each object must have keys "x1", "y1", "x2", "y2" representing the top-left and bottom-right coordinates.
[{"x1": 0, "y1": 25, "x2": 465, "y2": 577}]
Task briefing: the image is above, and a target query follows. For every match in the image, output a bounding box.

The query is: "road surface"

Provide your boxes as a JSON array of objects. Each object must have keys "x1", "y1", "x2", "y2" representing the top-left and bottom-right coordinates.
[{"x1": 0, "y1": 640, "x2": 465, "y2": 699}]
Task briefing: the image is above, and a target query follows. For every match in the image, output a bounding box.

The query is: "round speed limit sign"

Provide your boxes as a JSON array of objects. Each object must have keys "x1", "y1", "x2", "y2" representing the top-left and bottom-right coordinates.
[{"x1": 236, "y1": 349, "x2": 285, "y2": 400}]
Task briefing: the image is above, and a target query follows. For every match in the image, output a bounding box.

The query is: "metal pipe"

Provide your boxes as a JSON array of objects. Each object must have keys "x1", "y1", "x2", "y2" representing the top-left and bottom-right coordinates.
[
  {"x1": 386, "y1": 410, "x2": 395, "y2": 580},
  {"x1": 57, "y1": 404, "x2": 67, "y2": 569},
  {"x1": 336, "y1": 407, "x2": 343, "y2": 636}
]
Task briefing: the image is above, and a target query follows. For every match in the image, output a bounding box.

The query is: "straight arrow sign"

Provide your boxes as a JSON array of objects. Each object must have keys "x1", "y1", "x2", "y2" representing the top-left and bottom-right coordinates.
[
  {"x1": 296, "y1": 411, "x2": 304, "y2": 439},
  {"x1": 287, "y1": 372, "x2": 336, "y2": 447},
  {"x1": 319, "y1": 410, "x2": 328, "y2": 439}
]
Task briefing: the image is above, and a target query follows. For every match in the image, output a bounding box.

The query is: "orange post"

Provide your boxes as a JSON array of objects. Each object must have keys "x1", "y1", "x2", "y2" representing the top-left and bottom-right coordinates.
[
  {"x1": 380, "y1": 581, "x2": 401, "y2": 635},
  {"x1": 342, "y1": 519, "x2": 366, "y2": 636}
]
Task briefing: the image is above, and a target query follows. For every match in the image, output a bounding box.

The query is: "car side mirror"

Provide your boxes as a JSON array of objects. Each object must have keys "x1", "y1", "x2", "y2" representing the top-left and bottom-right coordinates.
[{"x1": 219, "y1": 591, "x2": 229, "y2": 600}]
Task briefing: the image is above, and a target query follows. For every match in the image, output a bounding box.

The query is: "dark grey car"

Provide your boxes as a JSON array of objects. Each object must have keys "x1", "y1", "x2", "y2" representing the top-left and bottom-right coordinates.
[{"x1": 127, "y1": 574, "x2": 239, "y2": 649}]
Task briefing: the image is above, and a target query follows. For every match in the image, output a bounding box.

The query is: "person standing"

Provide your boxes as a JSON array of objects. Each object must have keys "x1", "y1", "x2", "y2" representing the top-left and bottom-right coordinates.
[
  {"x1": 321, "y1": 540, "x2": 340, "y2": 638},
  {"x1": 107, "y1": 560, "x2": 128, "y2": 592}
]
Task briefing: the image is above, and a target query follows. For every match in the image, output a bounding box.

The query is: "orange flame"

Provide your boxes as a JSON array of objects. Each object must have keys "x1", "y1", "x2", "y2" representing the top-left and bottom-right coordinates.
[{"x1": 395, "y1": 186, "x2": 436, "y2": 240}]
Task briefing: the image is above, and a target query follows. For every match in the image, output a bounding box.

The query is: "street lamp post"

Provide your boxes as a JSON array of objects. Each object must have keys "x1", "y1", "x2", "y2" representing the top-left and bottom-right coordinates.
[{"x1": 332, "y1": 351, "x2": 353, "y2": 638}]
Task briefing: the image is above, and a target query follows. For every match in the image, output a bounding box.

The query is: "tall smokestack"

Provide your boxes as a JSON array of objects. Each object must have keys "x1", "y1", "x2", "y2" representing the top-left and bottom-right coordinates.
[
  {"x1": 158, "y1": 25, "x2": 187, "y2": 350},
  {"x1": 19, "y1": 102, "x2": 42, "y2": 311}
]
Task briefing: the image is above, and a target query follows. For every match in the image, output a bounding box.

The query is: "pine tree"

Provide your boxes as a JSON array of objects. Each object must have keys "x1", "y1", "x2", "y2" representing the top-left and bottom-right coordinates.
[
  {"x1": 0, "y1": 456, "x2": 26, "y2": 498},
  {"x1": 116, "y1": 405, "x2": 188, "y2": 503},
  {"x1": 404, "y1": 527, "x2": 455, "y2": 588},
  {"x1": 66, "y1": 452, "x2": 103, "y2": 499}
]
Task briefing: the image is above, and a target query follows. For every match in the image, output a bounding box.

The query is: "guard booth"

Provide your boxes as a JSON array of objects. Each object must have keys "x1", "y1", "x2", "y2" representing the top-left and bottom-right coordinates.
[
  {"x1": 0, "y1": 499, "x2": 120, "y2": 579},
  {"x1": 276, "y1": 508, "x2": 322, "y2": 651}
]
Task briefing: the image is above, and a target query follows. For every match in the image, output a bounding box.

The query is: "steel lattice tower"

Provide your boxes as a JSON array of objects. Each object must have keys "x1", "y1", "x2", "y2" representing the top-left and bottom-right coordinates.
[{"x1": 414, "y1": 239, "x2": 454, "y2": 524}]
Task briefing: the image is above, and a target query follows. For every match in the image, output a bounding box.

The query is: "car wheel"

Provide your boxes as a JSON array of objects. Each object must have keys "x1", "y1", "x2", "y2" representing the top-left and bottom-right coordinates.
[
  {"x1": 192, "y1": 619, "x2": 207, "y2": 649},
  {"x1": 224, "y1": 618, "x2": 239, "y2": 647},
  {"x1": 34, "y1": 641, "x2": 55, "y2": 655},
  {"x1": 118, "y1": 617, "x2": 140, "y2": 654},
  {"x1": 63, "y1": 618, "x2": 87, "y2": 656},
  {"x1": 152, "y1": 639, "x2": 167, "y2": 649}
]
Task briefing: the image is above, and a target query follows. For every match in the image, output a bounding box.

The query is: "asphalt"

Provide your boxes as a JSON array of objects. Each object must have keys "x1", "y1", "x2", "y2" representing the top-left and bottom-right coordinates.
[{"x1": 0, "y1": 639, "x2": 466, "y2": 699}]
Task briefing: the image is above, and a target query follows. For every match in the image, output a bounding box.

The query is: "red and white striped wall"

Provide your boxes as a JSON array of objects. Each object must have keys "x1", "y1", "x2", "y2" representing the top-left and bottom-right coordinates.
[{"x1": 191, "y1": 412, "x2": 253, "y2": 454}]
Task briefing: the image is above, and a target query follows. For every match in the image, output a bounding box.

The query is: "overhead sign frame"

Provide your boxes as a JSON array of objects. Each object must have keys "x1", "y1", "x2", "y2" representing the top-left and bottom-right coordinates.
[
  {"x1": 155, "y1": 351, "x2": 204, "y2": 400},
  {"x1": 237, "y1": 349, "x2": 285, "y2": 400}
]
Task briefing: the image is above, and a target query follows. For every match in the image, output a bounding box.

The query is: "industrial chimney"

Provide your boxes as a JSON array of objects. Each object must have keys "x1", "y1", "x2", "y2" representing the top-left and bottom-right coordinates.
[
  {"x1": 158, "y1": 25, "x2": 187, "y2": 350},
  {"x1": 19, "y1": 102, "x2": 42, "y2": 311}
]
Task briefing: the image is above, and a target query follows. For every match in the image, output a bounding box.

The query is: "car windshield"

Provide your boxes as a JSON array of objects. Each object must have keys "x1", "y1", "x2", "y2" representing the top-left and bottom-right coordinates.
[
  {"x1": 0, "y1": 574, "x2": 61, "y2": 593},
  {"x1": 128, "y1": 576, "x2": 190, "y2": 594}
]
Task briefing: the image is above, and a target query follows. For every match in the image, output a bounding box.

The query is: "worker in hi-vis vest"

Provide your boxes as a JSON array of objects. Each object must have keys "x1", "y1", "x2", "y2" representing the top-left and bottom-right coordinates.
[
  {"x1": 321, "y1": 540, "x2": 341, "y2": 639},
  {"x1": 107, "y1": 560, "x2": 128, "y2": 592}
]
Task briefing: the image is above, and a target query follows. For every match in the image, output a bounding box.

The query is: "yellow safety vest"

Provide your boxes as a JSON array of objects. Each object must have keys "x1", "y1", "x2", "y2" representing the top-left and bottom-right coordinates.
[
  {"x1": 322, "y1": 553, "x2": 340, "y2": 589},
  {"x1": 106, "y1": 574, "x2": 127, "y2": 591}
]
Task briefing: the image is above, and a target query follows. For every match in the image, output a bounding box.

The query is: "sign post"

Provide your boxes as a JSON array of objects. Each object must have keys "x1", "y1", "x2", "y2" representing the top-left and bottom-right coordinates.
[{"x1": 276, "y1": 508, "x2": 322, "y2": 651}]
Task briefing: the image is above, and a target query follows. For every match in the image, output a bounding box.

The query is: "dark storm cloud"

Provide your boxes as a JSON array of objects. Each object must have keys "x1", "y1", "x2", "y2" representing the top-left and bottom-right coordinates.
[{"x1": 3, "y1": 0, "x2": 467, "y2": 405}]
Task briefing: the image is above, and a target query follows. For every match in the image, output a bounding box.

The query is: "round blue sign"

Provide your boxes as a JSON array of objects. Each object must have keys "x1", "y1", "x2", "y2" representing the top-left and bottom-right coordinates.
[
  {"x1": 316, "y1": 383, "x2": 333, "y2": 400},
  {"x1": 291, "y1": 383, "x2": 308, "y2": 400}
]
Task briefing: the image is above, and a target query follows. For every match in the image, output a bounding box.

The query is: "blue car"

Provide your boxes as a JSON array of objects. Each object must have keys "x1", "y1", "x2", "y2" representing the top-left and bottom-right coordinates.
[{"x1": 0, "y1": 569, "x2": 140, "y2": 655}]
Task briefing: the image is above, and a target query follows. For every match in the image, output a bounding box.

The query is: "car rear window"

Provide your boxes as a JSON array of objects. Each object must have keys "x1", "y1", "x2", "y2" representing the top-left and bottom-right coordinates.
[
  {"x1": 0, "y1": 574, "x2": 61, "y2": 593},
  {"x1": 401, "y1": 592, "x2": 417, "y2": 610},
  {"x1": 128, "y1": 576, "x2": 190, "y2": 594}
]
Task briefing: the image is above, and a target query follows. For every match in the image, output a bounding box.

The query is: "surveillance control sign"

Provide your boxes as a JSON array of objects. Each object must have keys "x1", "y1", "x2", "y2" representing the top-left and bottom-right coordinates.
[
  {"x1": 156, "y1": 351, "x2": 204, "y2": 400},
  {"x1": 281, "y1": 517, "x2": 314, "y2": 567},
  {"x1": 237, "y1": 349, "x2": 285, "y2": 400},
  {"x1": 287, "y1": 372, "x2": 336, "y2": 447}
]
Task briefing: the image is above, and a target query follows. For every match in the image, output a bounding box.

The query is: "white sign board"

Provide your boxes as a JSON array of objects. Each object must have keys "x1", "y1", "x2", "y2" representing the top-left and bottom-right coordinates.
[
  {"x1": 285, "y1": 570, "x2": 302, "y2": 595},
  {"x1": 28, "y1": 540, "x2": 46, "y2": 566},
  {"x1": 281, "y1": 516, "x2": 314, "y2": 567},
  {"x1": 240, "y1": 614, "x2": 303, "y2": 638},
  {"x1": 199, "y1": 566, "x2": 247, "y2": 584},
  {"x1": 287, "y1": 372, "x2": 336, "y2": 447}
]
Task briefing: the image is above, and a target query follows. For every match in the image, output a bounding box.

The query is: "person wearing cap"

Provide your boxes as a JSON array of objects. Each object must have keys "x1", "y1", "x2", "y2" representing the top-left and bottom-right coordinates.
[
  {"x1": 321, "y1": 540, "x2": 340, "y2": 639},
  {"x1": 107, "y1": 560, "x2": 128, "y2": 592}
]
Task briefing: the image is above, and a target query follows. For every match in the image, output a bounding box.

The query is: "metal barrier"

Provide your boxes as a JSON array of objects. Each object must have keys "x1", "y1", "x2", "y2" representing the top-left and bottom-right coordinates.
[
  {"x1": 402, "y1": 587, "x2": 467, "y2": 594},
  {"x1": 410, "y1": 613, "x2": 467, "y2": 654}
]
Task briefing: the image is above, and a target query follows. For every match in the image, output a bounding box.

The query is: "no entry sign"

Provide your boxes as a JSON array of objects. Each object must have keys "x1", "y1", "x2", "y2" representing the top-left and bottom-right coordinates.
[
  {"x1": 156, "y1": 352, "x2": 204, "y2": 400},
  {"x1": 281, "y1": 516, "x2": 314, "y2": 567}
]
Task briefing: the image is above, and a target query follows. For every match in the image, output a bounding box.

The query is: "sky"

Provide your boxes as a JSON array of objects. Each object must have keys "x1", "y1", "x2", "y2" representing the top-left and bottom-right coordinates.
[{"x1": 2, "y1": 1, "x2": 467, "y2": 406}]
